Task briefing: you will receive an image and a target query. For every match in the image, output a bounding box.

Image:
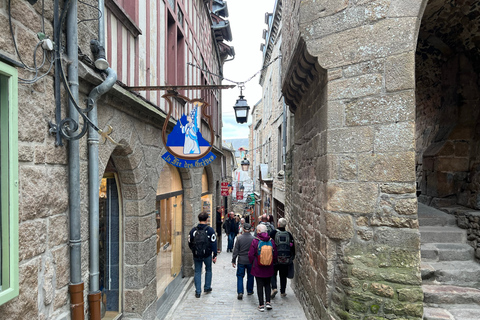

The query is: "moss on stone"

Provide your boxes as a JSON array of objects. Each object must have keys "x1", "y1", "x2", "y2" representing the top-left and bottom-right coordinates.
[{"x1": 370, "y1": 304, "x2": 380, "y2": 314}]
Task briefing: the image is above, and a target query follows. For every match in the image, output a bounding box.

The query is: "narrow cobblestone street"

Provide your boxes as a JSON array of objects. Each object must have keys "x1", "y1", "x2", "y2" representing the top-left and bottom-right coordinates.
[{"x1": 163, "y1": 234, "x2": 308, "y2": 320}]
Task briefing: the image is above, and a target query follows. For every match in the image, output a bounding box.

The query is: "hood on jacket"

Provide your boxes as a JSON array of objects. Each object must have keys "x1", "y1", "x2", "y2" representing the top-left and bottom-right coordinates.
[{"x1": 257, "y1": 232, "x2": 270, "y2": 241}]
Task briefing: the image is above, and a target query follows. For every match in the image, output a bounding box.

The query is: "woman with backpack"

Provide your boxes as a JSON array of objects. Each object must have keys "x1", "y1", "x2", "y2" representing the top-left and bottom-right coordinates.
[{"x1": 248, "y1": 224, "x2": 278, "y2": 312}]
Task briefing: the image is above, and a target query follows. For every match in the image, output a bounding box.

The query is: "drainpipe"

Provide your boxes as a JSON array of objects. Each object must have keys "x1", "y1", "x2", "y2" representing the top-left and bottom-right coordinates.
[
  {"x1": 66, "y1": 0, "x2": 84, "y2": 319},
  {"x1": 88, "y1": 1, "x2": 117, "y2": 319}
]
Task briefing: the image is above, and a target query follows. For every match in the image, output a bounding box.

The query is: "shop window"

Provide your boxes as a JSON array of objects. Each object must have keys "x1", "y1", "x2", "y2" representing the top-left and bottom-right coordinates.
[
  {"x1": 0, "y1": 61, "x2": 19, "y2": 305},
  {"x1": 156, "y1": 164, "x2": 183, "y2": 298}
]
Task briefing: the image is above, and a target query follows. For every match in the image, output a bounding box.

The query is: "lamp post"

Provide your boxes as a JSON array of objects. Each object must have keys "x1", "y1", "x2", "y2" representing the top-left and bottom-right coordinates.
[{"x1": 233, "y1": 87, "x2": 250, "y2": 124}]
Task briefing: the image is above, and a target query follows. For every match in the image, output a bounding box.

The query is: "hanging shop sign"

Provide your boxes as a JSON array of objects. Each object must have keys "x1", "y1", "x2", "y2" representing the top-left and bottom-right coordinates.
[
  {"x1": 161, "y1": 93, "x2": 216, "y2": 168},
  {"x1": 221, "y1": 182, "x2": 229, "y2": 196},
  {"x1": 236, "y1": 190, "x2": 244, "y2": 200}
]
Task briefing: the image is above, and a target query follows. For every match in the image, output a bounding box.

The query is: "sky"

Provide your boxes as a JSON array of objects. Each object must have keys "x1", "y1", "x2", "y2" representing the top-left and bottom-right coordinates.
[{"x1": 221, "y1": 0, "x2": 276, "y2": 139}]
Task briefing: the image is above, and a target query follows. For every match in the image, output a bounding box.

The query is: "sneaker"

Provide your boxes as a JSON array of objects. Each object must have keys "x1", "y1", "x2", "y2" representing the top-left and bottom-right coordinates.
[
  {"x1": 204, "y1": 288, "x2": 212, "y2": 294},
  {"x1": 266, "y1": 302, "x2": 272, "y2": 310},
  {"x1": 237, "y1": 293, "x2": 243, "y2": 300},
  {"x1": 195, "y1": 293, "x2": 201, "y2": 298},
  {"x1": 281, "y1": 293, "x2": 287, "y2": 297},
  {"x1": 247, "y1": 292, "x2": 254, "y2": 295},
  {"x1": 271, "y1": 289, "x2": 278, "y2": 299},
  {"x1": 258, "y1": 305, "x2": 265, "y2": 312}
]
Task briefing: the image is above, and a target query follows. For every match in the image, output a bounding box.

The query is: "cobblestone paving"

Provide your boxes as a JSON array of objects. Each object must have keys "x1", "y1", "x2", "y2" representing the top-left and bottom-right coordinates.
[{"x1": 164, "y1": 234, "x2": 308, "y2": 320}]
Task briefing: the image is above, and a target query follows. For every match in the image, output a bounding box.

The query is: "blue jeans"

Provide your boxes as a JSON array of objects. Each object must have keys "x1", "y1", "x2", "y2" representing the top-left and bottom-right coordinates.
[
  {"x1": 237, "y1": 263, "x2": 254, "y2": 294},
  {"x1": 227, "y1": 233, "x2": 235, "y2": 250},
  {"x1": 194, "y1": 256, "x2": 212, "y2": 294}
]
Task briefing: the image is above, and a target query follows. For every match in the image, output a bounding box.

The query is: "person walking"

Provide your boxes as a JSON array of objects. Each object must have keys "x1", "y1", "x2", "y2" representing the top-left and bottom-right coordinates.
[
  {"x1": 254, "y1": 214, "x2": 274, "y2": 237},
  {"x1": 188, "y1": 211, "x2": 218, "y2": 298},
  {"x1": 249, "y1": 224, "x2": 277, "y2": 312},
  {"x1": 231, "y1": 223, "x2": 255, "y2": 300},
  {"x1": 215, "y1": 206, "x2": 223, "y2": 253},
  {"x1": 238, "y1": 217, "x2": 246, "y2": 235},
  {"x1": 270, "y1": 217, "x2": 296, "y2": 298},
  {"x1": 223, "y1": 211, "x2": 238, "y2": 252}
]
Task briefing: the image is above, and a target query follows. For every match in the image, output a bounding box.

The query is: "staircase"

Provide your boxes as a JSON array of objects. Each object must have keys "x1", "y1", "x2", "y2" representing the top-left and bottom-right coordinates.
[{"x1": 419, "y1": 203, "x2": 480, "y2": 320}]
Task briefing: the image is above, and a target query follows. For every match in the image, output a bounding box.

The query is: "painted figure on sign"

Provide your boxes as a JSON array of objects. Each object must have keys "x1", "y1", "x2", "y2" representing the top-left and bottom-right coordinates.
[{"x1": 181, "y1": 106, "x2": 200, "y2": 154}]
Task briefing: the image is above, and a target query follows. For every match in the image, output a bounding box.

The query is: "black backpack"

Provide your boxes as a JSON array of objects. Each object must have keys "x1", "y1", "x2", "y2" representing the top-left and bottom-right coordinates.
[
  {"x1": 193, "y1": 227, "x2": 209, "y2": 257},
  {"x1": 275, "y1": 230, "x2": 291, "y2": 264}
]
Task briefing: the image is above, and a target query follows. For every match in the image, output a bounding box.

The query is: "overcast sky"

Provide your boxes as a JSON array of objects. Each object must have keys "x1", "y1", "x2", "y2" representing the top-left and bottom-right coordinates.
[{"x1": 221, "y1": 0, "x2": 276, "y2": 140}]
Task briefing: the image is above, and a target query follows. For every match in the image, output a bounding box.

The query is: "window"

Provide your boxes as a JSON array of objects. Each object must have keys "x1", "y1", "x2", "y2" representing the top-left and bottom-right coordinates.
[{"x1": 0, "y1": 61, "x2": 19, "y2": 305}]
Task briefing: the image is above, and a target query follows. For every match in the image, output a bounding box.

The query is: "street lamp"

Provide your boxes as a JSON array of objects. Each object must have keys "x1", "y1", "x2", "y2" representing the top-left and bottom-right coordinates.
[
  {"x1": 241, "y1": 157, "x2": 250, "y2": 171},
  {"x1": 233, "y1": 87, "x2": 250, "y2": 124}
]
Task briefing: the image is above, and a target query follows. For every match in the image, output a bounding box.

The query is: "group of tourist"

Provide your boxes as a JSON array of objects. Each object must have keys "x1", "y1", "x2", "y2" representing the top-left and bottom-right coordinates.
[{"x1": 188, "y1": 207, "x2": 296, "y2": 312}]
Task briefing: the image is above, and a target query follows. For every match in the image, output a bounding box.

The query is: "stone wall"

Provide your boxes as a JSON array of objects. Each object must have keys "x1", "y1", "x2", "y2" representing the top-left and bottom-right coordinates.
[
  {"x1": 0, "y1": 2, "x2": 222, "y2": 319},
  {"x1": 281, "y1": 0, "x2": 424, "y2": 319}
]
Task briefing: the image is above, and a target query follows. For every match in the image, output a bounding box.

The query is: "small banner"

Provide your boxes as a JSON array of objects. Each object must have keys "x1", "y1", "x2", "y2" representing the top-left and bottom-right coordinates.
[{"x1": 161, "y1": 94, "x2": 216, "y2": 168}]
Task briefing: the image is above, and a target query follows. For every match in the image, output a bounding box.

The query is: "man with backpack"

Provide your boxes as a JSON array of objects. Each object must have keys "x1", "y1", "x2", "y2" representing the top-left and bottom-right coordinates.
[
  {"x1": 188, "y1": 211, "x2": 218, "y2": 298},
  {"x1": 253, "y1": 214, "x2": 274, "y2": 237},
  {"x1": 270, "y1": 218, "x2": 295, "y2": 298},
  {"x1": 248, "y1": 224, "x2": 278, "y2": 312},
  {"x1": 231, "y1": 223, "x2": 255, "y2": 300}
]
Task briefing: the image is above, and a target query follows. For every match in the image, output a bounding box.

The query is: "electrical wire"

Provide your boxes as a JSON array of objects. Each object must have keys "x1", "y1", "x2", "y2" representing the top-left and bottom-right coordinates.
[
  {"x1": 78, "y1": 0, "x2": 103, "y2": 25},
  {"x1": 187, "y1": 55, "x2": 282, "y2": 88},
  {"x1": 9, "y1": 0, "x2": 55, "y2": 84},
  {"x1": 8, "y1": 0, "x2": 36, "y2": 71}
]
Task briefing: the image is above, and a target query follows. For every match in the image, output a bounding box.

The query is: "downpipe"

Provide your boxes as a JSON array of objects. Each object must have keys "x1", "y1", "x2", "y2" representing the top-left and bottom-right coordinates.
[
  {"x1": 87, "y1": 67, "x2": 117, "y2": 320},
  {"x1": 87, "y1": 2, "x2": 117, "y2": 319},
  {"x1": 66, "y1": 0, "x2": 84, "y2": 319}
]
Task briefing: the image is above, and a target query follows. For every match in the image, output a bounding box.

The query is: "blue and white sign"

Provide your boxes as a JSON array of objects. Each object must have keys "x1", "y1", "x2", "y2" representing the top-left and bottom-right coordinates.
[{"x1": 161, "y1": 94, "x2": 216, "y2": 168}]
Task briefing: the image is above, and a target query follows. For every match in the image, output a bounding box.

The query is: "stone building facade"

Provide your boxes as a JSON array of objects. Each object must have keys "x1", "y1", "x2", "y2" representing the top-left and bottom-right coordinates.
[
  {"x1": 0, "y1": 0, "x2": 232, "y2": 319},
  {"x1": 279, "y1": 0, "x2": 431, "y2": 319},
  {"x1": 257, "y1": 0, "x2": 291, "y2": 222}
]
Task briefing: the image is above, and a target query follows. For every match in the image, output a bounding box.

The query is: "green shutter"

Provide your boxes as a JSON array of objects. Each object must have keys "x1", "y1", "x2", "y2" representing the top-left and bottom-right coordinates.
[{"x1": 0, "y1": 61, "x2": 19, "y2": 305}]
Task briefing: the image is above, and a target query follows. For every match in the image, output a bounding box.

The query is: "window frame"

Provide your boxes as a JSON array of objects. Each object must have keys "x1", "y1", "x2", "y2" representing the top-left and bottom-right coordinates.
[{"x1": 0, "y1": 60, "x2": 19, "y2": 305}]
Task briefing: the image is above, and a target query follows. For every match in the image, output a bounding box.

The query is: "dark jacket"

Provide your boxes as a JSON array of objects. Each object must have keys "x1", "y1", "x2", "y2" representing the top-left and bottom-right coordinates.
[
  {"x1": 270, "y1": 227, "x2": 295, "y2": 261},
  {"x1": 232, "y1": 232, "x2": 254, "y2": 265},
  {"x1": 215, "y1": 210, "x2": 223, "y2": 231},
  {"x1": 223, "y1": 217, "x2": 239, "y2": 235},
  {"x1": 188, "y1": 223, "x2": 217, "y2": 259},
  {"x1": 248, "y1": 232, "x2": 277, "y2": 278}
]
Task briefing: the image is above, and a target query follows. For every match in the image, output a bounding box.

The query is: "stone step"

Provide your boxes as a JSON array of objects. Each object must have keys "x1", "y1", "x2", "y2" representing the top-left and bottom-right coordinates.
[
  {"x1": 423, "y1": 305, "x2": 480, "y2": 320},
  {"x1": 418, "y1": 203, "x2": 457, "y2": 227},
  {"x1": 423, "y1": 307, "x2": 454, "y2": 320},
  {"x1": 421, "y1": 261, "x2": 480, "y2": 287},
  {"x1": 420, "y1": 226, "x2": 467, "y2": 244},
  {"x1": 423, "y1": 285, "x2": 480, "y2": 305},
  {"x1": 444, "y1": 305, "x2": 480, "y2": 320},
  {"x1": 421, "y1": 243, "x2": 474, "y2": 262}
]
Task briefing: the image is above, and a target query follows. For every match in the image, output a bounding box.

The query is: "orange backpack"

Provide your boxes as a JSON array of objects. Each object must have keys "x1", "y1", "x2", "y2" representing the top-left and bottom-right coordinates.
[{"x1": 257, "y1": 239, "x2": 273, "y2": 266}]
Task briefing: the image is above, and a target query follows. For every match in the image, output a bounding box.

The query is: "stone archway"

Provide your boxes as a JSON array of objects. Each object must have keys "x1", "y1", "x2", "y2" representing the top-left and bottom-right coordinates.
[{"x1": 416, "y1": 0, "x2": 480, "y2": 210}]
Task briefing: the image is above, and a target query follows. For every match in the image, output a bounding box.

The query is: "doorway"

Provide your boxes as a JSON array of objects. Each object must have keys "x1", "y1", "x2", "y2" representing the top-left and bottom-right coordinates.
[{"x1": 99, "y1": 172, "x2": 122, "y2": 320}]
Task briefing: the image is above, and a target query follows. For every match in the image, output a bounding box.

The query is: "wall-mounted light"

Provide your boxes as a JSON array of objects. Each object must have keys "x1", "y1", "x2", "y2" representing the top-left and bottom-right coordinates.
[{"x1": 90, "y1": 39, "x2": 109, "y2": 71}]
